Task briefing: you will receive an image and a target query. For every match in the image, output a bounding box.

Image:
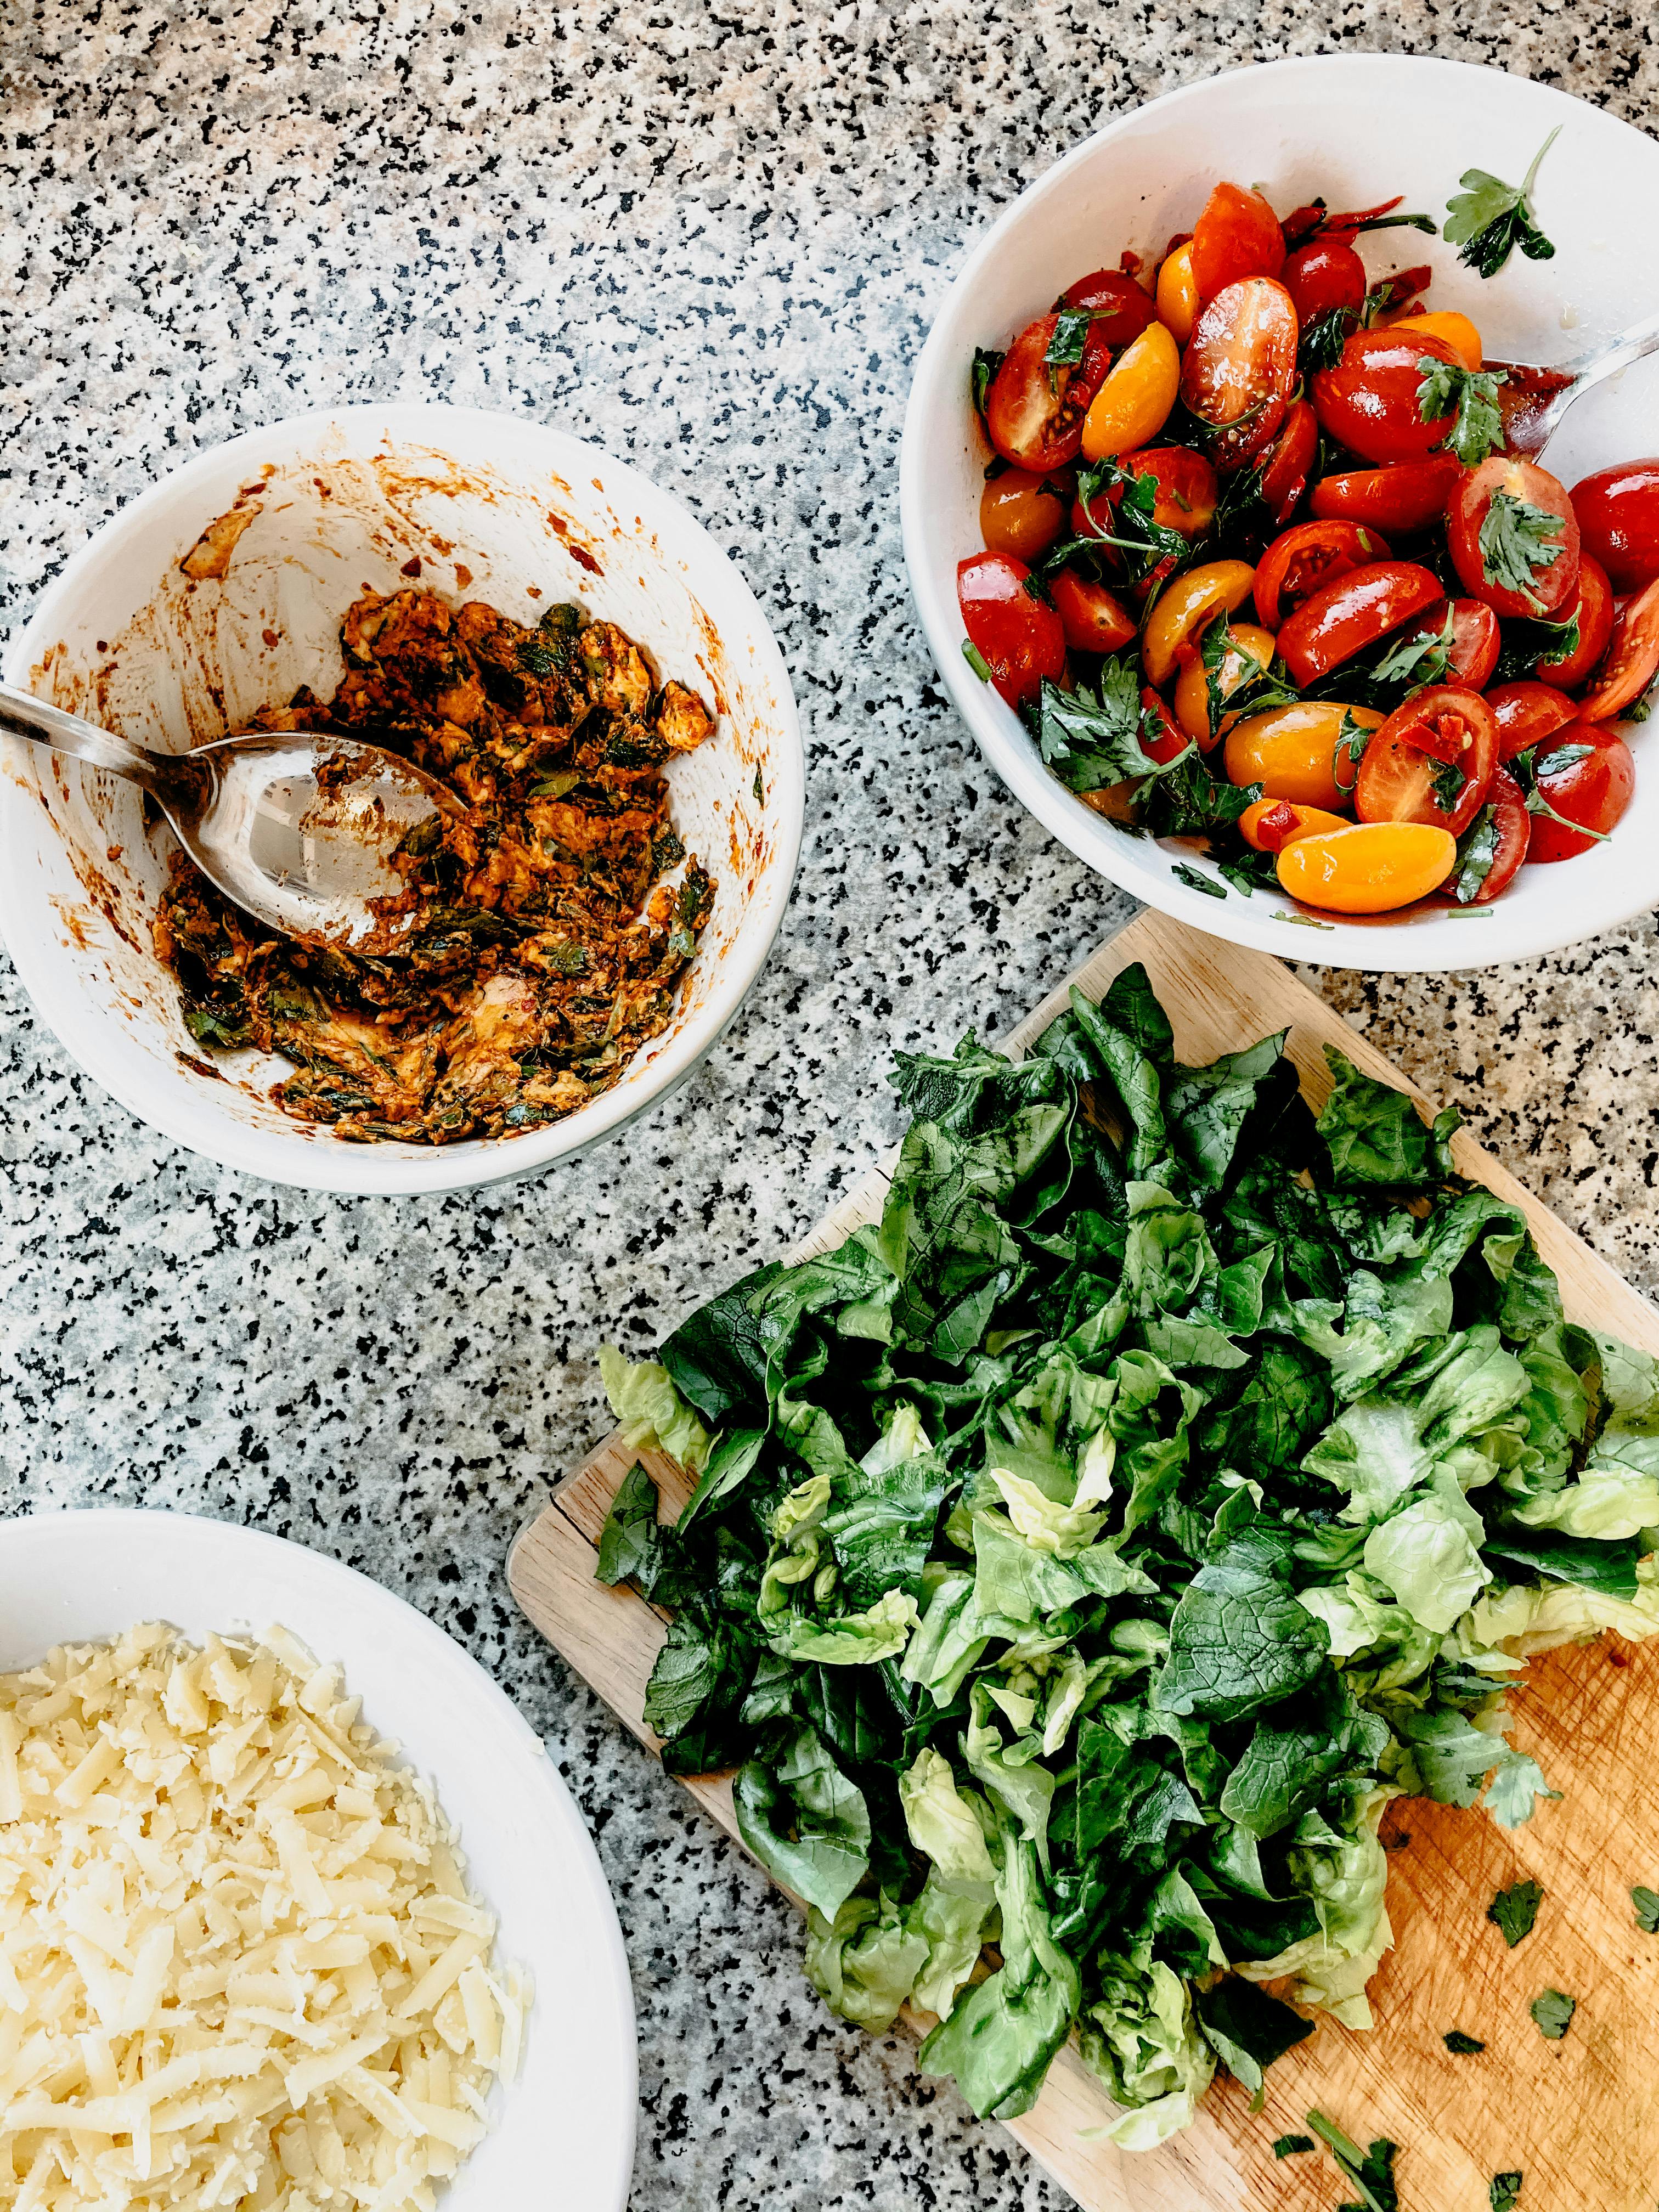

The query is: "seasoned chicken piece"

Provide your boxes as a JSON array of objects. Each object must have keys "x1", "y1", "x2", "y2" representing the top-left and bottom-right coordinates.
[
  {"x1": 655, "y1": 679, "x2": 716, "y2": 754},
  {"x1": 580, "y1": 620, "x2": 654, "y2": 718}
]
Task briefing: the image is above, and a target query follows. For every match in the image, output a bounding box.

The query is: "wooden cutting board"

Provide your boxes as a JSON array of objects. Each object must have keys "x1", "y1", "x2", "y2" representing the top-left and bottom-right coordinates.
[{"x1": 509, "y1": 910, "x2": 1659, "y2": 2212}]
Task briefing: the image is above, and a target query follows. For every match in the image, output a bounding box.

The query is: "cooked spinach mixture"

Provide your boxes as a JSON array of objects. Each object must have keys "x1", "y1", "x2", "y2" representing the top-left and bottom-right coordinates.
[
  {"x1": 155, "y1": 589, "x2": 717, "y2": 1143},
  {"x1": 597, "y1": 966, "x2": 1659, "y2": 2142}
]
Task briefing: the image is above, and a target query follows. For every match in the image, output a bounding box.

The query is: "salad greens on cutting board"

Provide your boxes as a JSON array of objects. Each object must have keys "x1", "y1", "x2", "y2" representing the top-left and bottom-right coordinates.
[{"x1": 595, "y1": 963, "x2": 1659, "y2": 2146}]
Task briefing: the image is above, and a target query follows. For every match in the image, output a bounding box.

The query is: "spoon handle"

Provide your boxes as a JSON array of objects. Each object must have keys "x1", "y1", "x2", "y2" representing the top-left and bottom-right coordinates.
[{"x1": 0, "y1": 680, "x2": 171, "y2": 800}]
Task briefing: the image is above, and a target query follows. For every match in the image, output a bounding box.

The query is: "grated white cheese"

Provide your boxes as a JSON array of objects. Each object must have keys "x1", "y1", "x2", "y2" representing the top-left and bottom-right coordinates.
[{"x1": 0, "y1": 1623, "x2": 532, "y2": 2209}]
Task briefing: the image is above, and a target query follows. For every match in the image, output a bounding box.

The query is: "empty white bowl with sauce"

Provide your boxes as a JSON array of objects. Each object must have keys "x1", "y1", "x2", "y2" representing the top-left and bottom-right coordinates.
[{"x1": 0, "y1": 405, "x2": 803, "y2": 1193}]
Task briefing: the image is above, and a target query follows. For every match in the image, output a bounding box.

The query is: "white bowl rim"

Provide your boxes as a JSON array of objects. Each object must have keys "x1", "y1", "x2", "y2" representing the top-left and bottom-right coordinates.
[
  {"x1": 900, "y1": 52, "x2": 1659, "y2": 973},
  {"x1": 0, "y1": 402, "x2": 805, "y2": 1194},
  {"x1": 0, "y1": 1503, "x2": 638, "y2": 2210}
]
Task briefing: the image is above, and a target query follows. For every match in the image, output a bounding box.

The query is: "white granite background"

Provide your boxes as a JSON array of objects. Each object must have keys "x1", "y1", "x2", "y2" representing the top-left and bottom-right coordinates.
[{"x1": 3, "y1": 4, "x2": 1658, "y2": 2204}]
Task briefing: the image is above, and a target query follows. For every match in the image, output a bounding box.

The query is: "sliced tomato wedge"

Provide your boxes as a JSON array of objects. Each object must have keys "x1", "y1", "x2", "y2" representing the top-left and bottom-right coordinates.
[
  {"x1": 1048, "y1": 570, "x2": 1137, "y2": 655},
  {"x1": 1398, "y1": 597, "x2": 1500, "y2": 690},
  {"x1": 1486, "y1": 681, "x2": 1578, "y2": 762},
  {"x1": 1308, "y1": 455, "x2": 1465, "y2": 535},
  {"x1": 1275, "y1": 560, "x2": 1444, "y2": 686},
  {"x1": 1190, "y1": 183, "x2": 1286, "y2": 302},
  {"x1": 1520, "y1": 722, "x2": 1637, "y2": 861},
  {"x1": 1139, "y1": 686, "x2": 1188, "y2": 764},
  {"x1": 1441, "y1": 765, "x2": 1530, "y2": 904},
  {"x1": 1072, "y1": 445, "x2": 1217, "y2": 545},
  {"x1": 1447, "y1": 455, "x2": 1581, "y2": 620},
  {"x1": 1533, "y1": 554, "x2": 1615, "y2": 691},
  {"x1": 1257, "y1": 400, "x2": 1318, "y2": 527},
  {"x1": 985, "y1": 313, "x2": 1113, "y2": 471},
  {"x1": 1178, "y1": 278, "x2": 1299, "y2": 471},
  {"x1": 1578, "y1": 577, "x2": 1659, "y2": 721},
  {"x1": 1354, "y1": 684, "x2": 1498, "y2": 837},
  {"x1": 1253, "y1": 520, "x2": 1393, "y2": 631},
  {"x1": 957, "y1": 552, "x2": 1065, "y2": 707}
]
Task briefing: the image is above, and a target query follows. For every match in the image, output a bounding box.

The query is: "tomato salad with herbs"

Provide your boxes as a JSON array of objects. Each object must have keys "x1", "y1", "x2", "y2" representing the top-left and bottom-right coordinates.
[{"x1": 958, "y1": 163, "x2": 1659, "y2": 915}]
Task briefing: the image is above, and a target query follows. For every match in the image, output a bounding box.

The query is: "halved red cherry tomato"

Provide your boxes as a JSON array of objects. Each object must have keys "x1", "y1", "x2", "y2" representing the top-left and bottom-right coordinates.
[
  {"x1": 1048, "y1": 570, "x2": 1137, "y2": 656},
  {"x1": 1139, "y1": 686, "x2": 1188, "y2": 765},
  {"x1": 1258, "y1": 400, "x2": 1318, "y2": 526},
  {"x1": 1579, "y1": 577, "x2": 1659, "y2": 722},
  {"x1": 1275, "y1": 560, "x2": 1443, "y2": 686},
  {"x1": 1447, "y1": 455, "x2": 1580, "y2": 620},
  {"x1": 957, "y1": 552, "x2": 1065, "y2": 708},
  {"x1": 985, "y1": 313, "x2": 1112, "y2": 471},
  {"x1": 980, "y1": 467, "x2": 1069, "y2": 562},
  {"x1": 1569, "y1": 460, "x2": 1659, "y2": 592},
  {"x1": 1355, "y1": 684, "x2": 1497, "y2": 837},
  {"x1": 1532, "y1": 553, "x2": 1614, "y2": 691},
  {"x1": 1310, "y1": 328, "x2": 1463, "y2": 466},
  {"x1": 1178, "y1": 278, "x2": 1299, "y2": 471},
  {"x1": 1070, "y1": 445, "x2": 1217, "y2": 549},
  {"x1": 1308, "y1": 454, "x2": 1465, "y2": 536},
  {"x1": 1520, "y1": 721, "x2": 1637, "y2": 860},
  {"x1": 1282, "y1": 238, "x2": 1365, "y2": 324},
  {"x1": 1486, "y1": 681, "x2": 1577, "y2": 763},
  {"x1": 1442, "y1": 765, "x2": 1530, "y2": 904},
  {"x1": 1397, "y1": 597, "x2": 1500, "y2": 690},
  {"x1": 1253, "y1": 520, "x2": 1393, "y2": 630},
  {"x1": 1058, "y1": 269, "x2": 1159, "y2": 352},
  {"x1": 1190, "y1": 183, "x2": 1286, "y2": 302}
]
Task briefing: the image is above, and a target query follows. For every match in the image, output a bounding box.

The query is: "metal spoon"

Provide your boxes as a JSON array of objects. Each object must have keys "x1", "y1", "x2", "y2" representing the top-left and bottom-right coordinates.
[
  {"x1": 1488, "y1": 307, "x2": 1659, "y2": 459},
  {"x1": 0, "y1": 681, "x2": 456, "y2": 950}
]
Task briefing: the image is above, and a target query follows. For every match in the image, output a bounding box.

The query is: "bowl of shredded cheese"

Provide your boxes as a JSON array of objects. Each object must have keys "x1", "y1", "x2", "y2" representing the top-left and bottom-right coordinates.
[{"x1": 0, "y1": 1510, "x2": 636, "y2": 2211}]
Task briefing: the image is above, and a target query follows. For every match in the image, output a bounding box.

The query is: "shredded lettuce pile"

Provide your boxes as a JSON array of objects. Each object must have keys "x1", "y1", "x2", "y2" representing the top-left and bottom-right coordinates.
[{"x1": 594, "y1": 963, "x2": 1659, "y2": 2143}]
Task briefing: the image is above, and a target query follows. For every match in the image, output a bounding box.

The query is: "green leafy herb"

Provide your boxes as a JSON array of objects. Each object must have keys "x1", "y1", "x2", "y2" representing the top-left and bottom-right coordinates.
[
  {"x1": 1628, "y1": 677, "x2": 1659, "y2": 725},
  {"x1": 963, "y1": 640, "x2": 995, "y2": 684},
  {"x1": 1479, "y1": 492, "x2": 1570, "y2": 612},
  {"x1": 971, "y1": 347, "x2": 1005, "y2": 421},
  {"x1": 1491, "y1": 2174, "x2": 1523, "y2": 2212},
  {"x1": 1218, "y1": 847, "x2": 1280, "y2": 896},
  {"x1": 1488, "y1": 1878, "x2": 1543, "y2": 1948},
  {"x1": 1172, "y1": 862, "x2": 1227, "y2": 900},
  {"x1": 753, "y1": 766, "x2": 765, "y2": 804},
  {"x1": 1202, "y1": 616, "x2": 1300, "y2": 731},
  {"x1": 1431, "y1": 755, "x2": 1472, "y2": 814},
  {"x1": 596, "y1": 1460, "x2": 663, "y2": 1591},
  {"x1": 1492, "y1": 609, "x2": 1582, "y2": 686},
  {"x1": 1444, "y1": 2028, "x2": 1486, "y2": 2053},
  {"x1": 1308, "y1": 2111, "x2": 1399, "y2": 2212},
  {"x1": 1034, "y1": 664, "x2": 1162, "y2": 792},
  {"x1": 1417, "y1": 357, "x2": 1508, "y2": 467},
  {"x1": 1313, "y1": 615, "x2": 1454, "y2": 716},
  {"x1": 1445, "y1": 127, "x2": 1562, "y2": 278},
  {"x1": 1138, "y1": 751, "x2": 1259, "y2": 839},
  {"x1": 1529, "y1": 1987, "x2": 1575, "y2": 2041},
  {"x1": 1333, "y1": 709, "x2": 1374, "y2": 798},
  {"x1": 1274, "y1": 2133, "x2": 1317, "y2": 2158},
  {"x1": 1045, "y1": 309, "x2": 1093, "y2": 388},
  {"x1": 1633, "y1": 1885, "x2": 1659, "y2": 1933},
  {"x1": 1447, "y1": 800, "x2": 1502, "y2": 905},
  {"x1": 1073, "y1": 458, "x2": 1194, "y2": 589},
  {"x1": 1300, "y1": 306, "x2": 1357, "y2": 374},
  {"x1": 1510, "y1": 741, "x2": 1611, "y2": 843}
]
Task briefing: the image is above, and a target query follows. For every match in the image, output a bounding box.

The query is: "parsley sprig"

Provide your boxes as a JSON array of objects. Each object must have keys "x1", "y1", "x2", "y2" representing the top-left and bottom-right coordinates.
[
  {"x1": 1445, "y1": 127, "x2": 1561, "y2": 278},
  {"x1": 1201, "y1": 616, "x2": 1299, "y2": 730},
  {"x1": 1308, "y1": 2112, "x2": 1399, "y2": 2212},
  {"x1": 1478, "y1": 491, "x2": 1569, "y2": 611},
  {"x1": 1034, "y1": 662, "x2": 1169, "y2": 792},
  {"x1": 1417, "y1": 355, "x2": 1508, "y2": 466}
]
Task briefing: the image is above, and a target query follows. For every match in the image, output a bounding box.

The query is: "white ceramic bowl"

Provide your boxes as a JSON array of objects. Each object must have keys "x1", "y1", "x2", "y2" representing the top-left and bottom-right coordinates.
[
  {"x1": 0, "y1": 1508, "x2": 636, "y2": 2209},
  {"x1": 1, "y1": 405, "x2": 803, "y2": 1192},
  {"x1": 901, "y1": 55, "x2": 1659, "y2": 970}
]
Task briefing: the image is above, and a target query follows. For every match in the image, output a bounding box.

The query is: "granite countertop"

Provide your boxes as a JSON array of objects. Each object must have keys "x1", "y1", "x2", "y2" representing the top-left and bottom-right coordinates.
[{"x1": 3, "y1": 5, "x2": 1658, "y2": 2204}]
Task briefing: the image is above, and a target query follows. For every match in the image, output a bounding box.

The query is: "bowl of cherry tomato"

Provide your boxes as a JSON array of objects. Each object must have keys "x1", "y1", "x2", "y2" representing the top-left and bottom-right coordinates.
[{"x1": 900, "y1": 54, "x2": 1659, "y2": 968}]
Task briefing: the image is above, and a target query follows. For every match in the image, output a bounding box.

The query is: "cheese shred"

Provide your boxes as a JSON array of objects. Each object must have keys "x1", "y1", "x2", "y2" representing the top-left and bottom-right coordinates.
[{"x1": 0, "y1": 1623, "x2": 531, "y2": 2209}]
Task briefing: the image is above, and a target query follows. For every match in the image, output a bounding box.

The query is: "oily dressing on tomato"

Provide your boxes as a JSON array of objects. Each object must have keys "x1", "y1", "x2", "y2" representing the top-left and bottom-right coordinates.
[
  {"x1": 1275, "y1": 559, "x2": 1443, "y2": 685},
  {"x1": 1353, "y1": 683, "x2": 1498, "y2": 837},
  {"x1": 1189, "y1": 183, "x2": 1286, "y2": 302},
  {"x1": 985, "y1": 314, "x2": 1111, "y2": 471},
  {"x1": 1277, "y1": 821, "x2": 1457, "y2": 913},
  {"x1": 957, "y1": 552, "x2": 1065, "y2": 707},
  {"x1": 1578, "y1": 576, "x2": 1659, "y2": 721},
  {"x1": 1447, "y1": 455, "x2": 1581, "y2": 620},
  {"x1": 1398, "y1": 597, "x2": 1501, "y2": 690},
  {"x1": 1520, "y1": 722, "x2": 1637, "y2": 861},
  {"x1": 1309, "y1": 455, "x2": 1464, "y2": 536},
  {"x1": 1442, "y1": 765, "x2": 1531, "y2": 904},
  {"x1": 1570, "y1": 459, "x2": 1659, "y2": 592},
  {"x1": 1253, "y1": 520, "x2": 1392, "y2": 630},
  {"x1": 1533, "y1": 554, "x2": 1615, "y2": 690},
  {"x1": 1486, "y1": 680, "x2": 1576, "y2": 762},
  {"x1": 1178, "y1": 278, "x2": 1299, "y2": 471},
  {"x1": 1257, "y1": 400, "x2": 1318, "y2": 526},
  {"x1": 1311, "y1": 328, "x2": 1464, "y2": 466}
]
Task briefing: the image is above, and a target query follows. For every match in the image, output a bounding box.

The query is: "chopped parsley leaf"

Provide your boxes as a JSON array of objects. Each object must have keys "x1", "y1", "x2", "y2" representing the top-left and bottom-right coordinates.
[
  {"x1": 1417, "y1": 356, "x2": 1508, "y2": 466},
  {"x1": 1633, "y1": 1884, "x2": 1659, "y2": 1933},
  {"x1": 1445, "y1": 127, "x2": 1562, "y2": 278},
  {"x1": 970, "y1": 346, "x2": 1005, "y2": 421},
  {"x1": 1487, "y1": 1877, "x2": 1543, "y2": 1947},
  {"x1": 1530, "y1": 1987, "x2": 1575, "y2": 2041},
  {"x1": 1478, "y1": 492, "x2": 1568, "y2": 612},
  {"x1": 1273, "y1": 2133, "x2": 1316, "y2": 2158},
  {"x1": 1491, "y1": 2173, "x2": 1523, "y2": 2212},
  {"x1": 1444, "y1": 2028, "x2": 1487, "y2": 2053},
  {"x1": 1172, "y1": 861, "x2": 1227, "y2": 900}
]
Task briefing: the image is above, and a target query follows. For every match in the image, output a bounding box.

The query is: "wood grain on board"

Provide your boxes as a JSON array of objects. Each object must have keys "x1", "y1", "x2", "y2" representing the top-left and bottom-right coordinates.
[{"x1": 509, "y1": 909, "x2": 1659, "y2": 2212}]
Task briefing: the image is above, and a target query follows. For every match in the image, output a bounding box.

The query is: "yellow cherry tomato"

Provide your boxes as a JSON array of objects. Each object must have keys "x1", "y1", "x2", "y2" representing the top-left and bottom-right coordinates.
[
  {"x1": 1139, "y1": 560, "x2": 1256, "y2": 686},
  {"x1": 1081, "y1": 321, "x2": 1181, "y2": 462},
  {"x1": 1392, "y1": 311, "x2": 1482, "y2": 371},
  {"x1": 1239, "y1": 798, "x2": 1351, "y2": 851},
  {"x1": 1173, "y1": 622, "x2": 1277, "y2": 744},
  {"x1": 1223, "y1": 701, "x2": 1384, "y2": 810},
  {"x1": 1277, "y1": 821, "x2": 1457, "y2": 913},
  {"x1": 1156, "y1": 241, "x2": 1200, "y2": 346}
]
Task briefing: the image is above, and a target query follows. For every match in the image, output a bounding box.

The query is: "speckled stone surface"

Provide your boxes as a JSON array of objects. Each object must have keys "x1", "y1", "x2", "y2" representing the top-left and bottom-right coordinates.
[{"x1": 3, "y1": 6, "x2": 1658, "y2": 2204}]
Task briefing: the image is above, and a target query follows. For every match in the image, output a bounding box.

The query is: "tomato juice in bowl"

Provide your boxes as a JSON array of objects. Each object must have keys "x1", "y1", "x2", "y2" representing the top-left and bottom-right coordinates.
[{"x1": 900, "y1": 54, "x2": 1659, "y2": 970}]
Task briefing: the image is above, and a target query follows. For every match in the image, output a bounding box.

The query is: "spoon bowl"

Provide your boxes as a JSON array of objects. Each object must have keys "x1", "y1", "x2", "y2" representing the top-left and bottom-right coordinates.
[{"x1": 0, "y1": 681, "x2": 454, "y2": 949}]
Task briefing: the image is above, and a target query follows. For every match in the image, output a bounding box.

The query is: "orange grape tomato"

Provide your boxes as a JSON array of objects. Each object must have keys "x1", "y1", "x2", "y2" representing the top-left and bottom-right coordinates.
[
  {"x1": 1155, "y1": 242, "x2": 1200, "y2": 345},
  {"x1": 1240, "y1": 798, "x2": 1350, "y2": 851},
  {"x1": 1391, "y1": 311, "x2": 1482, "y2": 369},
  {"x1": 1173, "y1": 620, "x2": 1276, "y2": 747},
  {"x1": 1139, "y1": 560, "x2": 1256, "y2": 684},
  {"x1": 1277, "y1": 822, "x2": 1457, "y2": 912},
  {"x1": 979, "y1": 467, "x2": 1069, "y2": 562},
  {"x1": 1190, "y1": 182, "x2": 1287, "y2": 302},
  {"x1": 1223, "y1": 700, "x2": 1384, "y2": 810},
  {"x1": 1080, "y1": 321, "x2": 1181, "y2": 462}
]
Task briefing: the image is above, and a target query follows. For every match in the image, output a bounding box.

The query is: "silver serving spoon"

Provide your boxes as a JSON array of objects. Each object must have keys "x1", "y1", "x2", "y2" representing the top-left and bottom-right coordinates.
[
  {"x1": 0, "y1": 681, "x2": 457, "y2": 950},
  {"x1": 1488, "y1": 306, "x2": 1659, "y2": 459}
]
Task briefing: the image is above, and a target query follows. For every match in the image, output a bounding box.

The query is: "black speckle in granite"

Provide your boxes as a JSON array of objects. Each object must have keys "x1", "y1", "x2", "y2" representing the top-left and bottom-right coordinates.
[{"x1": 3, "y1": 4, "x2": 1658, "y2": 2204}]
